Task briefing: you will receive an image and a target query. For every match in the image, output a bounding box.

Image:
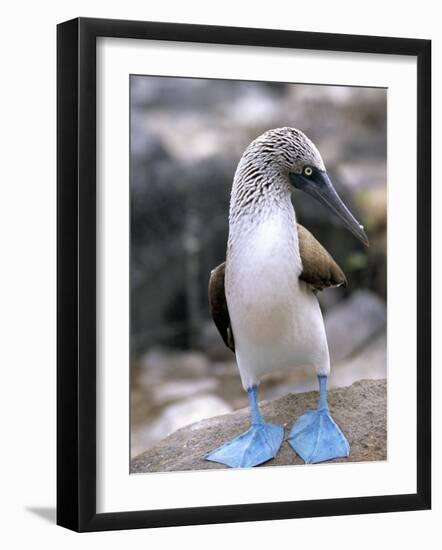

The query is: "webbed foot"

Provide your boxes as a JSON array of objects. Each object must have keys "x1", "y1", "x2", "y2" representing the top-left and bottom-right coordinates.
[
  {"x1": 288, "y1": 408, "x2": 350, "y2": 464},
  {"x1": 206, "y1": 422, "x2": 284, "y2": 468}
]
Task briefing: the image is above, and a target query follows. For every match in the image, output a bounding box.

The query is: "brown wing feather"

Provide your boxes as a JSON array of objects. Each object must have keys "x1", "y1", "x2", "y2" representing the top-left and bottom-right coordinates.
[
  {"x1": 208, "y1": 262, "x2": 235, "y2": 352},
  {"x1": 297, "y1": 224, "x2": 347, "y2": 291}
]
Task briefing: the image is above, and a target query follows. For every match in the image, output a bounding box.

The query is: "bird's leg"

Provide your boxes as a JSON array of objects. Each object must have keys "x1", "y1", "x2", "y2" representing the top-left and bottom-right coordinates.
[
  {"x1": 206, "y1": 385, "x2": 284, "y2": 468},
  {"x1": 248, "y1": 385, "x2": 264, "y2": 425},
  {"x1": 317, "y1": 374, "x2": 329, "y2": 412},
  {"x1": 288, "y1": 375, "x2": 350, "y2": 464}
]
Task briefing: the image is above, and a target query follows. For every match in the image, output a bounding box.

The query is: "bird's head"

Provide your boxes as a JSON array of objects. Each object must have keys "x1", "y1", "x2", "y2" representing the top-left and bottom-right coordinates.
[{"x1": 251, "y1": 127, "x2": 369, "y2": 247}]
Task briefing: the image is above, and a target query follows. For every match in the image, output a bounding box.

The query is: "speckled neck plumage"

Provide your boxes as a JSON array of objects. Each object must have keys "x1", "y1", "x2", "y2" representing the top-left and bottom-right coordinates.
[
  {"x1": 228, "y1": 173, "x2": 296, "y2": 256},
  {"x1": 231, "y1": 163, "x2": 291, "y2": 220},
  {"x1": 227, "y1": 150, "x2": 295, "y2": 262}
]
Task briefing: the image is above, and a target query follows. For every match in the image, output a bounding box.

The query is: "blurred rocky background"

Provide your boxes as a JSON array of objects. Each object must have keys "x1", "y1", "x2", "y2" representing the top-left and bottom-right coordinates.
[{"x1": 130, "y1": 76, "x2": 387, "y2": 460}]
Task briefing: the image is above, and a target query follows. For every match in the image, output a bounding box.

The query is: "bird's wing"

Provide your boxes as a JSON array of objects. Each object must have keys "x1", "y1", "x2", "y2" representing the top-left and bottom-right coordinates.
[
  {"x1": 209, "y1": 227, "x2": 344, "y2": 350},
  {"x1": 297, "y1": 223, "x2": 347, "y2": 291},
  {"x1": 208, "y1": 262, "x2": 235, "y2": 352}
]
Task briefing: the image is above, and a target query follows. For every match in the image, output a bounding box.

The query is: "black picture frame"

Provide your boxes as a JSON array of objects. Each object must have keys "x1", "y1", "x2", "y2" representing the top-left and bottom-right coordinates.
[{"x1": 57, "y1": 17, "x2": 431, "y2": 532}]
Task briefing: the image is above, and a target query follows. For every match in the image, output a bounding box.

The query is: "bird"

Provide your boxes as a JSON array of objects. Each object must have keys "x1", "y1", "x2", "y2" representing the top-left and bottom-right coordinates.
[{"x1": 206, "y1": 127, "x2": 369, "y2": 468}]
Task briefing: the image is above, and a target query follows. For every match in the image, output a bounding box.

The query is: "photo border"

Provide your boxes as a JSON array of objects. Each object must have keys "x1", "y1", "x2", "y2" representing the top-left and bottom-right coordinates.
[{"x1": 57, "y1": 17, "x2": 431, "y2": 532}]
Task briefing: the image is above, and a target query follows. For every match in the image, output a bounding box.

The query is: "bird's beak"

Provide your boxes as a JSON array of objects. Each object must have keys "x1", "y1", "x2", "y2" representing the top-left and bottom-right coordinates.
[{"x1": 290, "y1": 170, "x2": 369, "y2": 247}]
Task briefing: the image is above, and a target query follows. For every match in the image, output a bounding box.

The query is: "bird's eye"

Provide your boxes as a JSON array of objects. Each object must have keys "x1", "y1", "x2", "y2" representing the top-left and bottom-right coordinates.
[{"x1": 303, "y1": 166, "x2": 313, "y2": 177}]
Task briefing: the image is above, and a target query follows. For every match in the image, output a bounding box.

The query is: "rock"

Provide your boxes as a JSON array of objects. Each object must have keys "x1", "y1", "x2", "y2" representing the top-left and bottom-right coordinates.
[
  {"x1": 198, "y1": 321, "x2": 235, "y2": 361},
  {"x1": 324, "y1": 290, "x2": 386, "y2": 362},
  {"x1": 130, "y1": 117, "x2": 171, "y2": 164},
  {"x1": 230, "y1": 85, "x2": 282, "y2": 125},
  {"x1": 337, "y1": 161, "x2": 387, "y2": 192},
  {"x1": 138, "y1": 349, "x2": 211, "y2": 386},
  {"x1": 150, "y1": 394, "x2": 231, "y2": 439},
  {"x1": 153, "y1": 378, "x2": 219, "y2": 404},
  {"x1": 357, "y1": 186, "x2": 387, "y2": 232},
  {"x1": 317, "y1": 286, "x2": 346, "y2": 312},
  {"x1": 131, "y1": 379, "x2": 386, "y2": 473},
  {"x1": 330, "y1": 333, "x2": 386, "y2": 388},
  {"x1": 131, "y1": 393, "x2": 232, "y2": 458}
]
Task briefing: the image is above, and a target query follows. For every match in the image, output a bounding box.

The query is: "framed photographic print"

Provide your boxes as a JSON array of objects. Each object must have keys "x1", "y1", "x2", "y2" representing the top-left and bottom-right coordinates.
[{"x1": 57, "y1": 17, "x2": 431, "y2": 532}]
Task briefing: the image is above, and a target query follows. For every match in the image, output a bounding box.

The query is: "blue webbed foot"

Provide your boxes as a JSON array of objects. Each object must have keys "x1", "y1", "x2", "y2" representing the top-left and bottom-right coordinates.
[
  {"x1": 288, "y1": 375, "x2": 350, "y2": 464},
  {"x1": 288, "y1": 408, "x2": 350, "y2": 464},
  {"x1": 206, "y1": 422, "x2": 284, "y2": 468}
]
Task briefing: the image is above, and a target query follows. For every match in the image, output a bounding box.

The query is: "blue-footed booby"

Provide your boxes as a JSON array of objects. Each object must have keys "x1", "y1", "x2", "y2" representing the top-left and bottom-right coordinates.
[{"x1": 206, "y1": 127, "x2": 369, "y2": 468}]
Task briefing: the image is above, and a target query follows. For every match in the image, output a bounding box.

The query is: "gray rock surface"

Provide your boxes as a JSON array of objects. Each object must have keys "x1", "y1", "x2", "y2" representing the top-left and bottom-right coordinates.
[
  {"x1": 131, "y1": 379, "x2": 386, "y2": 473},
  {"x1": 138, "y1": 349, "x2": 212, "y2": 384},
  {"x1": 324, "y1": 290, "x2": 386, "y2": 362}
]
